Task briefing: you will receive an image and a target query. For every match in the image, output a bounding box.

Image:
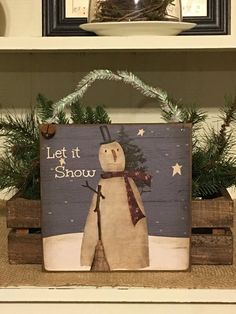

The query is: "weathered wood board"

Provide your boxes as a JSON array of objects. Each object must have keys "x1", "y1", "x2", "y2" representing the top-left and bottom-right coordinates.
[
  {"x1": 192, "y1": 192, "x2": 234, "y2": 228},
  {"x1": 40, "y1": 124, "x2": 192, "y2": 271},
  {"x1": 8, "y1": 230, "x2": 42, "y2": 264},
  {"x1": 7, "y1": 198, "x2": 41, "y2": 229},
  {"x1": 191, "y1": 229, "x2": 233, "y2": 265}
]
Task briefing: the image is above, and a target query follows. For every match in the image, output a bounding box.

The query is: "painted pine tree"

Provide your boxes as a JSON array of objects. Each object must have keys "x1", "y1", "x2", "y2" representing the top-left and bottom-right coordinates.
[{"x1": 117, "y1": 126, "x2": 150, "y2": 193}]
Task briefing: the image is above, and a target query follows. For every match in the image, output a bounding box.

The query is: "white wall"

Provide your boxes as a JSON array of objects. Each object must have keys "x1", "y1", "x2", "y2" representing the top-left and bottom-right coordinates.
[{"x1": 0, "y1": 0, "x2": 41, "y2": 36}]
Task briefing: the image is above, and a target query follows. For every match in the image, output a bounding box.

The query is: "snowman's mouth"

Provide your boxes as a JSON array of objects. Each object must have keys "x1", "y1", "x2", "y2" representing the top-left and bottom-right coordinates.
[{"x1": 111, "y1": 149, "x2": 117, "y2": 162}]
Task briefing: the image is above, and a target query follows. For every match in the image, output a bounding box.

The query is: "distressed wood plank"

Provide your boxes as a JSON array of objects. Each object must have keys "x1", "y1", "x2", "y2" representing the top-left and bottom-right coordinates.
[
  {"x1": 6, "y1": 198, "x2": 41, "y2": 228},
  {"x1": 192, "y1": 192, "x2": 234, "y2": 228},
  {"x1": 191, "y1": 229, "x2": 233, "y2": 265},
  {"x1": 8, "y1": 229, "x2": 42, "y2": 264}
]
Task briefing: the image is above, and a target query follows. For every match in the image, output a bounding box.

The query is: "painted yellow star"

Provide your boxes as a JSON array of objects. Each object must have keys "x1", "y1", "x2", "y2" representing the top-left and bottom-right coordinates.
[
  {"x1": 137, "y1": 128, "x2": 145, "y2": 136},
  {"x1": 172, "y1": 163, "x2": 182, "y2": 176},
  {"x1": 59, "y1": 158, "x2": 66, "y2": 166}
]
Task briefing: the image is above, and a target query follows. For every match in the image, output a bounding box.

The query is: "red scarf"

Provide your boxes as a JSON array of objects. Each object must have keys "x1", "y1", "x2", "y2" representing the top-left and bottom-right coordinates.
[{"x1": 101, "y1": 171, "x2": 152, "y2": 226}]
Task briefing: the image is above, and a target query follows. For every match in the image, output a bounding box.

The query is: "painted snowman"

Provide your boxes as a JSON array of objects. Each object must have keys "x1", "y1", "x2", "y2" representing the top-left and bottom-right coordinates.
[{"x1": 80, "y1": 126, "x2": 150, "y2": 270}]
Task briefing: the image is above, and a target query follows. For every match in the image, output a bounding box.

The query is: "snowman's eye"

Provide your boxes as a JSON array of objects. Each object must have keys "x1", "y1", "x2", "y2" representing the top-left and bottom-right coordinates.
[
  {"x1": 117, "y1": 148, "x2": 119, "y2": 152},
  {"x1": 104, "y1": 150, "x2": 107, "y2": 153}
]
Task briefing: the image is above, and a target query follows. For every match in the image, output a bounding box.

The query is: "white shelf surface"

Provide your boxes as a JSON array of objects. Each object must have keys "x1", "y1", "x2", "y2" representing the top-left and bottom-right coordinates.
[
  {"x1": 0, "y1": 35, "x2": 236, "y2": 52},
  {"x1": 0, "y1": 287, "x2": 236, "y2": 303}
]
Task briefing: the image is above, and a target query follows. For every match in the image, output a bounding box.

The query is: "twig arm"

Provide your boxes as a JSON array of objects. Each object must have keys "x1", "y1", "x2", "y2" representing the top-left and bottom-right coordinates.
[{"x1": 82, "y1": 180, "x2": 105, "y2": 199}]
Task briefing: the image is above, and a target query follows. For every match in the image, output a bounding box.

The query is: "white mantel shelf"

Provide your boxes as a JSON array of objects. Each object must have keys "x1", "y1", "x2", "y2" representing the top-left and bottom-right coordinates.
[
  {"x1": 0, "y1": 36, "x2": 236, "y2": 52},
  {"x1": 0, "y1": 287, "x2": 236, "y2": 303}
]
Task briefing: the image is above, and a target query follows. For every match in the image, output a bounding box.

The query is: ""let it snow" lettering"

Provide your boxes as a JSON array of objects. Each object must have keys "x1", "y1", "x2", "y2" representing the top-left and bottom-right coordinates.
[{"x1": 55, "y1": 166, "x2": 96, "y2": 179}]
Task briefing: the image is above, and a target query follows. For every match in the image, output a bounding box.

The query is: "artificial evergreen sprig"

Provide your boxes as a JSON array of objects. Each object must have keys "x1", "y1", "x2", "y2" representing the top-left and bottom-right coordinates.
[
  {"x1": 189, "y1": 96, "x2": 236, "y2": 198},
  {"x1": 217, "y1": 94, "x2": 236, "y2": 155},
  {"x1": 71, "y1": 102, "x2": 111, "y2": 124},
  {"x1": 0, "y1": 109, "x2": 40, "y2": 199},
  {"x1": 51, "y1": 69, "x2": 181, "y2": 122}
]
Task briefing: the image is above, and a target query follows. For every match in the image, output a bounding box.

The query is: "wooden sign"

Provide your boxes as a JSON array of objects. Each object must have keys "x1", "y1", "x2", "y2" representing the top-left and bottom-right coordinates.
[{"x1": 40, "y1": 124, "x2": 192, "y2": 271}]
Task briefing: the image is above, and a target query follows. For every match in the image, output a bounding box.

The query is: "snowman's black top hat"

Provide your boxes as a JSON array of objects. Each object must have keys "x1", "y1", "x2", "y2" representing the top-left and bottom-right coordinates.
[{"x1": 100, "y1": 125, "x2": 115, "y2": 144}]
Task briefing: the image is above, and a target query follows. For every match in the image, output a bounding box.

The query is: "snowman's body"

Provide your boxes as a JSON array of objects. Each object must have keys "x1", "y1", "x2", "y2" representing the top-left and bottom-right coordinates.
[{"x1": 80, "y1": 141, "x2": 149, "y2": 270}]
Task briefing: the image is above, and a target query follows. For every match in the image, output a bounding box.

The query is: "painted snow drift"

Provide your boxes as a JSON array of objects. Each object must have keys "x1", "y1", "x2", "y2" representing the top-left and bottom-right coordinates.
[{"x1": 40, "y1": 124, "x2": 192, "y2": 271}]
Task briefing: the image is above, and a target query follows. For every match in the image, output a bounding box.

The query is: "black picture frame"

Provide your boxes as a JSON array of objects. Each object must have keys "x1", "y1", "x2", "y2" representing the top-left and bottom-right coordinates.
[
  {"x1": 182, "y1": 0, "x2": 230, "y2": 35},
  {"x1": 42, "y1": 0, "x2": 230, "y2": 36},
  {"x1": 42, "y1": 0, "x2": 94, "y2": 36}
]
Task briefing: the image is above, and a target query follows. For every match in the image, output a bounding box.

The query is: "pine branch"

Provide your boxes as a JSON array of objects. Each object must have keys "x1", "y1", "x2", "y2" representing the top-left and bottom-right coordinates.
[
  {"x1": 0, "y1": 110, "x2": 38, "y2": 142},
  {"x1": 71, "y1": 100, "x2": 86, "y2": 124},
  {"x1": 0, "y1": 152, "x2": 40, "y2": 199},
  {"x1": 180, "y1": 105, "x2": 207, "y2": 127},
  {"x1": 0, "y1": 108, "x2": 40, "y2": 199},
  {"x1": 57, "y1": 110, "x2": 70, "y2": 124},
  {"x1": 219, "y1": 94, "x2": 236, "y2": 128},
  {"x1": 217, "y1": 95, "x2": 236, "y2": 156},
  {"x1": 84, "y1": 106, "x2": 96, "y2": 124},
  {"x1": 71, "y1": 100, "x2": 111, "y2": 124},
  {"x1": 192, "y1": 95, "x2": 236, "y2": 198},
  {"x1": 94, "y1": 105, "x2": 111, "y2": 124},
  {"x1": 36, "y1": 94, "x2": 54, "y2": 122}
]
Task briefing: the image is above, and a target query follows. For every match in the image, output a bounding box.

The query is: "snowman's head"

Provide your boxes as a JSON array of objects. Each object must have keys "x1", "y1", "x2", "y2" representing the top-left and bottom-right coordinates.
[{"x1": 99, "y1": 141, "x2": 125, "y2": 172}]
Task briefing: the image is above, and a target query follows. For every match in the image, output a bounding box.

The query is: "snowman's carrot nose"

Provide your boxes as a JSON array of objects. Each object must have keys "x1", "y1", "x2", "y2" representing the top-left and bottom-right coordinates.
[{"x1": 111, "y1": 149, "x2": 117, "y2": 162}]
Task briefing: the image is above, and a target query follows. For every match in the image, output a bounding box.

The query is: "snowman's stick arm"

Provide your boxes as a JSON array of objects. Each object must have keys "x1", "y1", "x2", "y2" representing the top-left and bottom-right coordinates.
[
  {"x1": 94, "y1": 184, "x2": 102, "y2": 241},
  {"x1": 82, "y1": 181, "x2": 104, "y2": 241},
  {"x1": 82, "y1": 180, "x2": 105, "y2": 199}
]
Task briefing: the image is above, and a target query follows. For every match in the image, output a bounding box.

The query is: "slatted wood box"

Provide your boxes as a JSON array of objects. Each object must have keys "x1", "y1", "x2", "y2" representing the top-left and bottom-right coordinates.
[
  {"x1": 7, "y1": 198, "x2": 42, "y2": 264},
  {"x1": 191, "y1": 191, "x2": 234, "y2": 265},
  {"x1": 7, "y1": 193, "x2": 234, "y2": 265}
]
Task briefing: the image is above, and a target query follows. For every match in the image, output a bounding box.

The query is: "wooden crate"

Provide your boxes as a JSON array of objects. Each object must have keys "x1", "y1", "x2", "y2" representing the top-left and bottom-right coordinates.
[
  {"x1": 7, "y1": 197, "x2": 42, "y2": 264},
  {"x1": 7, "y1": 197, "x2": 40, "y2": 229},
  {"x1": 7, "y1": 195, "x2": 234, "y2": 265},
  {"x1": 8, "y1": 229, "x2": 42, "y2": 264},
  {"x1": 192, "y1": 191, "x2": 234, "y2": 228},
  {"x1": 191, "y1": 190, "x2": 234, "y2": 265},
  {"x1": 191, "y1": 228, "x2": 233, "y2": 265}
]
